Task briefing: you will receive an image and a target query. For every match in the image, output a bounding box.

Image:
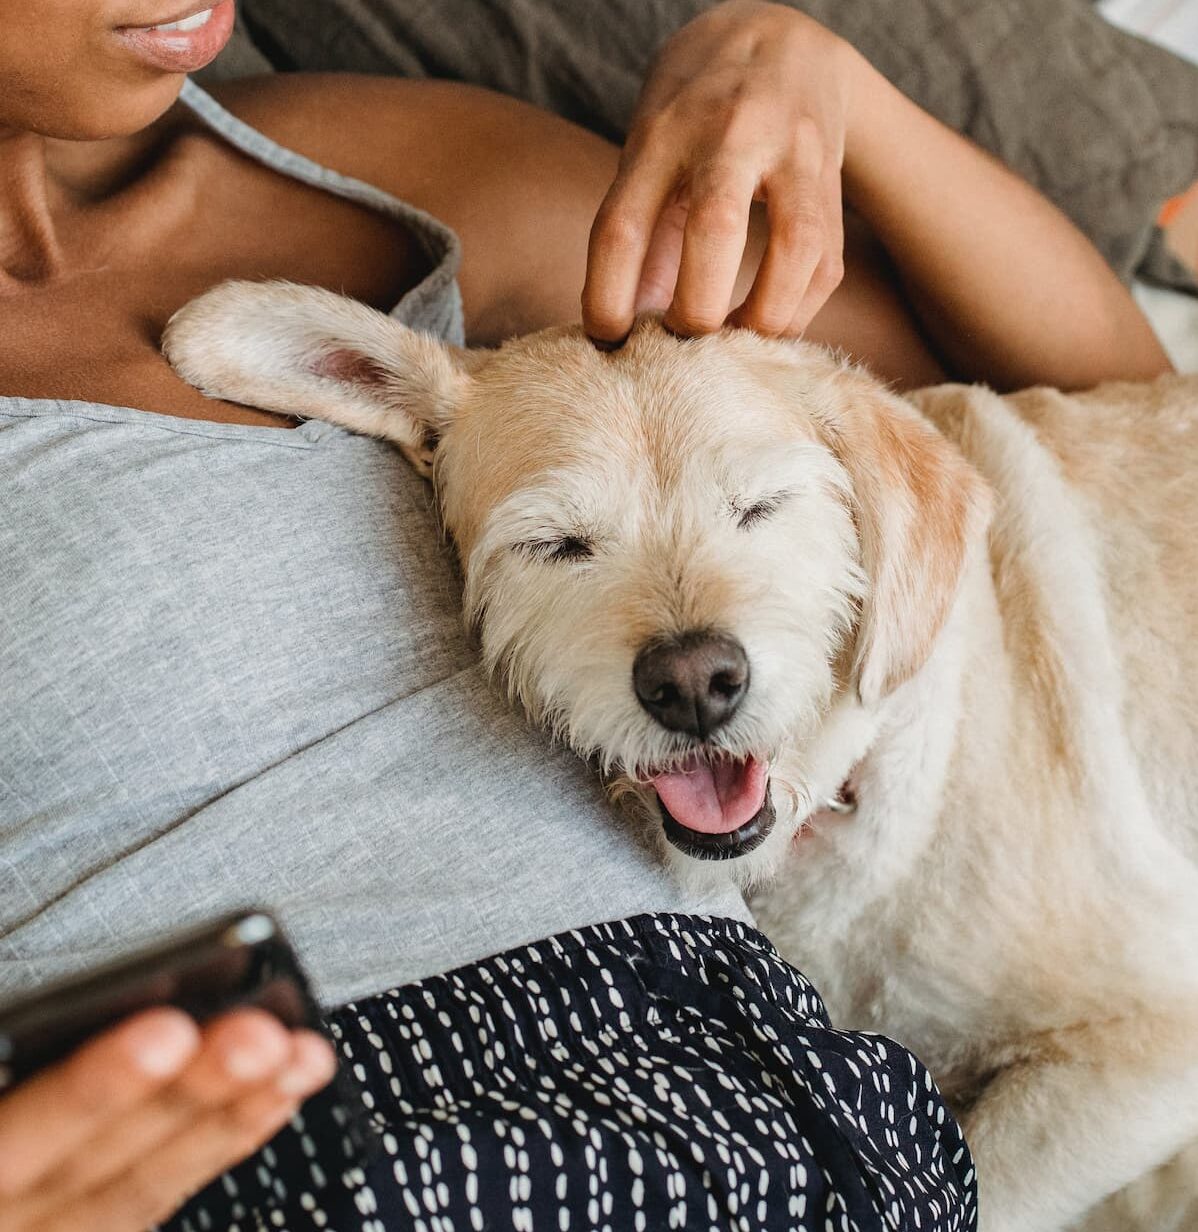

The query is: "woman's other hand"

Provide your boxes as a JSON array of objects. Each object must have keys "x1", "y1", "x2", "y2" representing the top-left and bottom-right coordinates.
[
  {"x1": 0, "y1": 1006, "x2": 335, "y2": 1232},
  {"x1": 583, "y1": 1, "x2": 856, "y2": 344}
]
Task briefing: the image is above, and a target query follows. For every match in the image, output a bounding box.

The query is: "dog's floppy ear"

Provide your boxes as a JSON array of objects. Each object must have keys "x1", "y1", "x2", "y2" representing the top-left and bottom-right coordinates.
[
  {"x1": 821, "y1": 381, "x2": 991, "y2": 707},
  {"x1": 163, "y1": 280, "x2": 477, "y2": 476}
]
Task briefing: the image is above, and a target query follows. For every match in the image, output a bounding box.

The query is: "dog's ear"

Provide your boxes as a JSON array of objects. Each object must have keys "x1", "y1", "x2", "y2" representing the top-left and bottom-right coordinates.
[
  {"x1": 821, "y1": 381, "x2": 991, "y2": 707},
  {"x1": 163, "y1": 280, "x2": 478, "y2": 476}
]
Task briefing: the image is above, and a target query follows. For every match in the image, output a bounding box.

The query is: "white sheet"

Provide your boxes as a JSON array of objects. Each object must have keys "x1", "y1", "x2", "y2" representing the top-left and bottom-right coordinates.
[
  {"x1": 1134, "y1": 281, "x2": 1198, "y2": 372},
  {"x1": 1100, "y1": 0, "x2": 1198, "y2": 64}
]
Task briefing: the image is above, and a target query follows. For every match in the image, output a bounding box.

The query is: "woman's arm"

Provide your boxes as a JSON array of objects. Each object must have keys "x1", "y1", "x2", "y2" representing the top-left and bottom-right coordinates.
[
  {"x1": 583, "y1": 1, "x2": 1170, "y2": 390},
  {"x1": 203, "y1": 73, "x2": 942, "y2": 384},
  {"x1": 840, "y1": 46, "x2": 1170, "y2": 390},
  {"x1": 212, "y1": 3, "x2": 1169, "y2": 393}
]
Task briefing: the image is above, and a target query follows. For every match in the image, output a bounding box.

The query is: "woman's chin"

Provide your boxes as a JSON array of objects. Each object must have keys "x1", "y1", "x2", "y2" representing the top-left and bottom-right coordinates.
[
  {"x1": 0, "y1": 0, "x2": 234, "y2": 141},
  {"x1": 19, "y1": 73, "x2": 188, "y2": 141}
]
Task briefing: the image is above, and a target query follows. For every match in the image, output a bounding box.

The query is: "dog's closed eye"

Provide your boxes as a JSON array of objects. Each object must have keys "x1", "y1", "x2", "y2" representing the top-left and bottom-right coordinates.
[
  {"x1": 516, "y1": 535, "x2": 595, "y2": 563},
  {"x1": 732, "y1": 490, "x2": 794, "y2": 530}
]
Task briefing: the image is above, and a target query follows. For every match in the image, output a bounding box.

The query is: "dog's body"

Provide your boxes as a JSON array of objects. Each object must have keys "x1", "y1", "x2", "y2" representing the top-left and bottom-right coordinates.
[
  {"x1": 757, "y1": 376, "x2": 1198, "y2": 1232},
  {"x1": 165, "y1": 283, "x2": 1198, "y2": 1232}
]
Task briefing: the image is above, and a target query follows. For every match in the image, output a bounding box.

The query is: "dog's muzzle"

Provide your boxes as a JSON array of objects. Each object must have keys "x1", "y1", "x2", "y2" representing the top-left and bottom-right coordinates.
[{"x1": 633, "y1": 631, "x2": 773, "y2": 859}]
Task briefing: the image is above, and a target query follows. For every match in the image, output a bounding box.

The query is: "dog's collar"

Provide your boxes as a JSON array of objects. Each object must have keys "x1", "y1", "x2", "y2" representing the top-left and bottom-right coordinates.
[
  {"x1": 796, "y1": 770, "x2": 860, "y2": 842},
  {"x1": 821, "y1": 781, "x2": 858, "y2": 815}
]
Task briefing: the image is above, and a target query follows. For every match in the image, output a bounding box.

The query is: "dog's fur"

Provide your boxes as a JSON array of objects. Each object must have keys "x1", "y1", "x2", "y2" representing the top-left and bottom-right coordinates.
[{"x1": 165, "y1": 282, "x2": 1198, "y2": 1232}]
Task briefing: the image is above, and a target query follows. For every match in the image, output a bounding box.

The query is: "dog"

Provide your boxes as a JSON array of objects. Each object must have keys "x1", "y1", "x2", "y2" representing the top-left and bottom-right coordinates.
[{"x1": 164, "y1": 281, "x2": 1198, "y2": 1232}]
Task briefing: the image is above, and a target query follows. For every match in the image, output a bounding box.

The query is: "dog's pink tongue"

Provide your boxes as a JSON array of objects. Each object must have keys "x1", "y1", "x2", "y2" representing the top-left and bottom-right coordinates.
[{"x1": 652, "y1": 755, "x2": 768, "y2": 834}]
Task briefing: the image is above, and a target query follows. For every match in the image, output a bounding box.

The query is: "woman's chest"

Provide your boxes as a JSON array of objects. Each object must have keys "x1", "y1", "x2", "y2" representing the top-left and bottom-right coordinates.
[
  {"x1": 0, "y1": 413, "x2": 471, "y2": 831},
  {"x1": 0, "y1": 137, "x2": 429, "y2": 425}
]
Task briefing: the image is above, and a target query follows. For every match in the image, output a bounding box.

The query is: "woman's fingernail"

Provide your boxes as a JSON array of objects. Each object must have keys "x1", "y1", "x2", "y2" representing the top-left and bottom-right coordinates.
[
  {"x1": 127, "y1": 1012, "x2": 199, "y2": 1077},
  {"x1": 223, "y1": 1044, "x2": 278, "y2": 1082},
  {"x1": 278, "y1": 1035, "x2": 337, "y2": 1095},
  {"x1": 589, "y1": 335, "x2": 626, "y2": 353},
  {"x1": 276, "y1": 1034, "x2": 337, "y2": 1095},
  {"x1": 276, "y1": 1066, "x2": 317, "y2": 1096}
]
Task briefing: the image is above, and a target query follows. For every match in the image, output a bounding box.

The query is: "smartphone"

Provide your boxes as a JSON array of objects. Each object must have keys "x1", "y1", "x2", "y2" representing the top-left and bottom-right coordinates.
[{"x1": 0, "y1": 910, "x2": 324, "y2": 1092}]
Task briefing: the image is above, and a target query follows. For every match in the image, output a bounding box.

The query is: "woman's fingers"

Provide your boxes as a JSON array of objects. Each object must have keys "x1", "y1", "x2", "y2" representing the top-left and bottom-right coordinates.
[
  {"x1": 732, "y1": 167, "x2": 845, "y2": 337},
  {"x1": 583, "y1": 3, "x2": 856, "y2": 341},
  {"x1": 589, "y1": 126, "x2": 843, "y2": 341},
  {"x1": 0, "y1": 1008, "x2": 200, "y2": 1197},
  {"x1": 2, "y1": 1013, "x2": 336, "y2": 1232},
  {"x1": 787, "y1": 251, "x2": 846, "y2": 336},
  {"x1": 663, "y1": 164, "x2": 757, "y2": 337},
  {"x1": 69, "y1": 1032, "x2": 333, "y2": 1232},
  {"x1": 33, "y1": 1081, "x2": 310, "y2": 1232},
  {"x1": 788, "y1": 166, "x2": 846, "y2": 333},
  {"x1": 592, "y1": 154, "x2": 840, "y2": 341},
  {"x1": 583, "y1": 144, "x2": 682, "y2": 344},
  {"x1": 730, "y1": 193, "x2": 824, "y2": 336},
  {"x1": 631, "y1": 192, "x2": 688, "y2": 314},
  {"x1": 48, "y1": 1009, "x2": 302, "y2": 1201}
]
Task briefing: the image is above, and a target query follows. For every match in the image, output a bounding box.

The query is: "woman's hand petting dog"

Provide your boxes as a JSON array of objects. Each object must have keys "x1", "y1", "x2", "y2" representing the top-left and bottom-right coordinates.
[
  {"x1": 583, "y1": 1, "x2": 857, "y2": 343},
  {"x1": 0, "y1": 1007, "x2": 335, "y2": 1232},
  {"x1": 583, "y1": 0, "x2": 1169, "y2": 389}
]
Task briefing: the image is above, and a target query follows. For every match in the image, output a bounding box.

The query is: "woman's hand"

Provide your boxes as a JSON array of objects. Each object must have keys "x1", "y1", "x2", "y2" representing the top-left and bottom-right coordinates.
[
  {"x1": 583, "y1": 1, "x2": 858, "y2": 343},
  {"x1": 582, "y1": 0, "x2": 1168, "y2": 386},
  {"x1": 0, "y1": 1006, "x2": 336, "y2": 1232}
]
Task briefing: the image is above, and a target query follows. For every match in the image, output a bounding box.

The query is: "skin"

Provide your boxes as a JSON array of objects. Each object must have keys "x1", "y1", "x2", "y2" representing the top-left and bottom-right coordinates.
[
  {"x1": 0, "y1": 1, "x2": 1175, "y2": 1228},
  {"x1": 0, "y1": 1007, "x2": 335, "y2": 1231},
  {"x1": 585, "y1": 2, "x2": 1172, "y2": 389}
]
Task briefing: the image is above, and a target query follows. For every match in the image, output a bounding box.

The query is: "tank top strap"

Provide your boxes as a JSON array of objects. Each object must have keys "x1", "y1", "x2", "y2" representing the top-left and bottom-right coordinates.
[{"x1": 178, "y1": 77, "x2": 465, "y2": 344}]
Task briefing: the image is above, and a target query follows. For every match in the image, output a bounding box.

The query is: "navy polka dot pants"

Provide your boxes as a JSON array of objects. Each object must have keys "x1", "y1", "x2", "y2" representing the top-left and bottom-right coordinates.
[{"x1": 168, "y1": 914, "x2": 976, "y2": 1231}]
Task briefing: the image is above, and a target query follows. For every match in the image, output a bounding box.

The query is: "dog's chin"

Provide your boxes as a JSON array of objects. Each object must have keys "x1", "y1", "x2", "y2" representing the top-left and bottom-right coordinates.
[{"x1": 606, "y1": 764, "x2": 796, "y2": 892}]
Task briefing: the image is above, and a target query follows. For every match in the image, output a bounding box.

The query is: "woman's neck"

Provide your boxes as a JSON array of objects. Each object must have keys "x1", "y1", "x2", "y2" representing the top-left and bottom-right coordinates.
[{"x1": 0, "y1": 128, "x2": 65, "y2": 287}]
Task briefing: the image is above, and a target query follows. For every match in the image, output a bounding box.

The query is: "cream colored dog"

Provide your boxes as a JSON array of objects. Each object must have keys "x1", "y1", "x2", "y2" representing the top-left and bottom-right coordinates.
[{"x1": 164, "y1": 281, "x2": 1198, "y2": 1232}]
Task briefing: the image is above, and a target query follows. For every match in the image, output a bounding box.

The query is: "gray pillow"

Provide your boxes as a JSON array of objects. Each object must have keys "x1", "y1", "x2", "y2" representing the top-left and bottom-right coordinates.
[
  {"x1": 198, "y1": 11, "x2": 273, "y2": 80},
  {"x1": 208, "y1": 0, "x2": 1198, "y2": 292}
]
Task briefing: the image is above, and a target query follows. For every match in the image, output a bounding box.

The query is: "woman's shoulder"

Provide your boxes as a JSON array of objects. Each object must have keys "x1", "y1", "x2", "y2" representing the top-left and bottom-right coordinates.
[
  {"x1": 201, "y1": 73, "x2": 551, "y2": 207},
  {"x1": 199, "y1": 72, "x2": 616, "y2": 342}
]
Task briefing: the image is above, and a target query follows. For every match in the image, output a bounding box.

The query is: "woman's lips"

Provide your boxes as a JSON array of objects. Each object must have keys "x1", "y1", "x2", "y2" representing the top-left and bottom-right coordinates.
[{"x1": 114, "y1": 0, "x2": 236, "y2": 74}]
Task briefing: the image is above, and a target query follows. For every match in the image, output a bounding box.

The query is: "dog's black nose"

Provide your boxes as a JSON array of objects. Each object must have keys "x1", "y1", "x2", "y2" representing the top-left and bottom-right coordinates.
[{"x1": 632, "y1": 632, "x2": 749, "y2": 738}]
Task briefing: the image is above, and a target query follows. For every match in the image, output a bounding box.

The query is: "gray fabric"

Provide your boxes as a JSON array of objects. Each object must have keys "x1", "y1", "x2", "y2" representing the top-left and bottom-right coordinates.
[
  {"x1": 222, "y1": 0, "x2": 1198, "y2": 292},
  {"x1": 0, "y1": 82, "x2": 749, "y2": 1011}
]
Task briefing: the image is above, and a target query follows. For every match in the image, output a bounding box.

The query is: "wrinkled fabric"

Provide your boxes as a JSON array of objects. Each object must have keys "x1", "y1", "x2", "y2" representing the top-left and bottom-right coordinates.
[{"x1": 168, "y1": 915, "x2": 977, "y2": 1232}]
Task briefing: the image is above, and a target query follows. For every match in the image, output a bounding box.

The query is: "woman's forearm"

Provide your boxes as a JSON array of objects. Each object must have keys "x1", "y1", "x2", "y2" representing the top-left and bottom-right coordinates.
[{"x1": 841, "y1": 47, "x2": 1172, "y2": 391}]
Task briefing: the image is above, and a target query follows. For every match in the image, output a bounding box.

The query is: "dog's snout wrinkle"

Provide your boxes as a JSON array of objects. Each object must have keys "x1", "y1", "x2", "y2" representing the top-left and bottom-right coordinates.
[{"x1": 632, "y1": 632, "x2": 749, "y2": 738}]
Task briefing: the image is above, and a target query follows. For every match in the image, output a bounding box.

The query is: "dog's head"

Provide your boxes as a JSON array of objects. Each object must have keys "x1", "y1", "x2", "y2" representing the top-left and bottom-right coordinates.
[{"x1": 166, "y1": 282, "x2": 990, "y2": 886}]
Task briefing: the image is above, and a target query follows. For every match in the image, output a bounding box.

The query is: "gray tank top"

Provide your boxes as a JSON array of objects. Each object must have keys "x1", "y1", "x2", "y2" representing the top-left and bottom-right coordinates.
[{"x1": 0, "y1": 81, "x2": 748, "y2": 1010}]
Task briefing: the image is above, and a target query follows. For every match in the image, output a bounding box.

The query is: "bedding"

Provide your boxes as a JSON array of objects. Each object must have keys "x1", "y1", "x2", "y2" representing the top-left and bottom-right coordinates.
[{"x1": 1135, "y1": 280, "x2": 1198, "y2": 369}]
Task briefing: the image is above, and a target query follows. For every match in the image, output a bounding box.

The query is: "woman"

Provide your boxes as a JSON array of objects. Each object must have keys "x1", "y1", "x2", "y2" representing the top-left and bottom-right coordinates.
[{"x1": 0, "y1": 2, "x2": 1170, "y2": 1230}]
